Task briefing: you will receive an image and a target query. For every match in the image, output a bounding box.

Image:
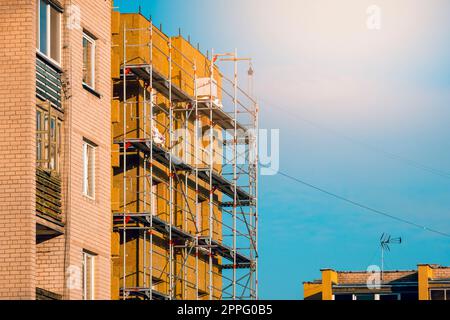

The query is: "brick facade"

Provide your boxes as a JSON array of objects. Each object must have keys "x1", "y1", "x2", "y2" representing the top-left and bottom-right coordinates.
[
  {"x1": 0, "y1": 0, "x2": 111, "y2": 299},
  {"x1": 60, "y1": 0, "x2": 112, "y2": 300},
  {"x1": 0, "y1": 0, "x2": 37, "y2": 300}
]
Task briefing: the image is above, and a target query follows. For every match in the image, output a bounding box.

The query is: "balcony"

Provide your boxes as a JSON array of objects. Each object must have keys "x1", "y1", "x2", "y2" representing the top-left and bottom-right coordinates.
[
  {"x1": 36, "y1": 53, "x2": 63, "y2": 110},
  {"x1": 36, "y1": 167, "x2": 64, "y2": 242}
]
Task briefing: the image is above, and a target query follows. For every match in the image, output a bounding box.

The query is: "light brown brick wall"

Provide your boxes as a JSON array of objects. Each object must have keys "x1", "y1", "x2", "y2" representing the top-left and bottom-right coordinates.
[
  {"x1": 337, "y1": 270, "x2": 417, "y2": 284},
  {"x1": 36, "y1": 237, "x2": 65, "y2": 295},
  {"x1": 432, "y1": 267, "x2": 450, "y2": 280},
  {"x1": 61, "y1": 0, "x2": 112, "y2": 299},
  {"x1": 0, "y1": 0, "x2": 37, "y2": 299}
]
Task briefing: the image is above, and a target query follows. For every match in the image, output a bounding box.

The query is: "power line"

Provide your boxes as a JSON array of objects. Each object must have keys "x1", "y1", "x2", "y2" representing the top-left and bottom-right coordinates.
[
  {"x1": 261, "y1": 99, "x2": 450, "y2": 180},
  {"x1": 275, "y1": 170, "x2": 450, "y2": 238}
]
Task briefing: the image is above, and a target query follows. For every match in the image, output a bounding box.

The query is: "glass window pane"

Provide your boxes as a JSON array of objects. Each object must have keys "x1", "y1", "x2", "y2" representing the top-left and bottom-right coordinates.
[
  {"x1": 430, "y1": 290, "x2": 445, "y2": 300},
  {"x1": 50, "y1": 145, "x2": 56, "y2": 170},
  {"x1": 334, "y1": 294, "x2": 353, "y2": 301},
  {"x1": 50, "y1": 6, "x2": 61, "y2": 62},
  {"x1": 379, "y1": 294, "x2": 399, "y2": 301},
  {"x1": 36, "y1": 0, "x2": 39, "y2": 48},
  {"x1": 400, "y1": 292, "x2": 417, "y2": 300},
  {"x1": 36, "y1": 110, "x2": 41, "y2": 131},
  {"x1": 83, "y1": 37, "x2": 94, "y2": 87},
  {"x1": 83, "y1": 142, "x2": 95, "y2": 197},
  {"x1": 36, "y1": 111, "x2": 42, "y2": 161},
  {"x1": 88, "y1": 145, "x2": 95, "y2": 196},
  {"x1": 83, "y1": 252, "x2": 95, "y2": 300},
  {"x1": 57, "y1": 122, "x2": 61, "y2": 171},
  {"x1": 355, "y1": 294, "x2": 375, "y2": 300},
  {"x1": 50, "y1": 117, "x2": 56, "y2": 141},
  {"x1": 86, "y1": 255, "x2": 93, "y2": 299},
  {"x1": 39, "y1": 0, "x2": 48, "y2": 54}
]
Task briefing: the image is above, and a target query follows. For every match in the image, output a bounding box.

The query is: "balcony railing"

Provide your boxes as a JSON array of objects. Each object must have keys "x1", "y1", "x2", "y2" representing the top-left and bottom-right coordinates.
[
  {"x1": 36, "y1": 53, "x2": 63, "y2": 110},
  {"x1": 36, "y1": 167, "x2": 62, "y2": 223}
]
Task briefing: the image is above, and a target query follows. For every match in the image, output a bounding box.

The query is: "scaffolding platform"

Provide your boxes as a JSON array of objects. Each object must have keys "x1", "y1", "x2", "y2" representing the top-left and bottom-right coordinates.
[
  {"x1": 121, "y1": 65, "x2": 248, "y2": 132},
  {"x1": 113, "y1": 213, "x2": 253, "y2": 268},
  {"x1": 114, "y1": 138, "x2": 254, "y2": 202}
]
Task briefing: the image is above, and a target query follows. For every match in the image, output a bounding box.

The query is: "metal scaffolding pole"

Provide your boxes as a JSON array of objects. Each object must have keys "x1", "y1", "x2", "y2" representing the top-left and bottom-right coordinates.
[
  {"x1": 122, "y1": 22, "x2": 127, "y2": 300},
  {"x1": 208, "y1": 48, "x2": 215, "y2": 300},
  {"x1": 168, "y1": 38, "x2": 174, "y2": 300},
  {"x1": 114, "y1": 13, "x2": 259, "y2": 300},
  {"x1": 149, "y1": 19, "x2": 154, "y2": 300},
  {"x1": 193, "y1": 61, "x2": 200, "y2": 301},
  {"x1": 232, "y1": 48, "x2": 238, "y2": 300}
]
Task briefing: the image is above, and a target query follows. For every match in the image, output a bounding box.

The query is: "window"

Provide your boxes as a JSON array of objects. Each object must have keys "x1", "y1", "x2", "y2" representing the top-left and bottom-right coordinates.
[
  {"x1": 430, "y1": 289, "x2": 450, "y2": 300},
  {"x1": 36, "y1": 0, "x2": 61, "y2": 63},
  {"x1": 83, "y1": 33, "x2": 96, "y2": 89},
  {"x1": 378, "y1": 293, "x2": 401, "y2": 301},
  {"x1": 82, "y1": 251, "x2": 95, "y2": 300},
  {"x1": 333, "y1": 294, "x2": 353, "y2": 301},
  {"x1": 354, "y1": 294, "x2": 375, "y2": 300},
  {"x1": 36, "y1": 106, "x2": 62, "y2": 172},
  {"x1": 334, "y1": 293, "x2": 402, "y2": 300},
  {"x1": 36, "y1": 110, "x2": 43, "y2": 162},
  {"x1": 82, "y1": 140, "x2": 96, "y2": 198}
]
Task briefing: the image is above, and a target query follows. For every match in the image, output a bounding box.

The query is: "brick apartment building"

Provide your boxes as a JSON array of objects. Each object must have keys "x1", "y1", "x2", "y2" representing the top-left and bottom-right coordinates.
[
  {"x1": 0, "y1": 0, "x2": 111, "y2": 299},
  {"x1": 0, "y1": 0, "x2": 259, "y2": 301},
  {"x1": 304, "y1": 264, "x2": 450, "y2": 300}
]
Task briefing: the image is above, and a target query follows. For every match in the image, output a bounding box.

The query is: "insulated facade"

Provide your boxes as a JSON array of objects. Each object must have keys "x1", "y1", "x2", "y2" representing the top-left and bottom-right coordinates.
[{"x1": 111, "y1": 12, "x2": 258, "y2": 300}]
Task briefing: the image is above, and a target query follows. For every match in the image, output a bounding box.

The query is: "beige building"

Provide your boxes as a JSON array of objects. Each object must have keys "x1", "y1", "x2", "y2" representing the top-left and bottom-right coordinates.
[{"x1": 0, "y1": 0, "x2": 111, "y2": 299}]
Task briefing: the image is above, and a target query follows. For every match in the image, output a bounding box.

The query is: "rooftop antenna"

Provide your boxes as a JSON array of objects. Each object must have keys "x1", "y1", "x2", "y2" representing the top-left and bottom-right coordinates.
[
  {"x1": 248, "y1": 61, "x2": 254, "y2": 98},
  {"x1": 380, "y1": 233, "x2": 402, "y2": 281}
]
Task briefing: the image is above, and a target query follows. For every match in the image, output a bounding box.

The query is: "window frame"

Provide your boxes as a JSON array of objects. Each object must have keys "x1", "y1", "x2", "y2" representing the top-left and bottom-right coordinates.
[
  {"x1": 332, "y1": 293, "x2": 401, "y2": 300},
  {"x1": 82, "y1": 139, "x2": 96, "y2": 199},
  {"x1": 430, "y1": 288, "x2": 450, "y2": 300},
  {"x1": 36, "y1": 0, "x2": 62, "y2": 65},
  {"x1": 82, "y1": 251, "x2": 95, "y2": 300},
  {"x1": 82, "y1": 32, "x2": 96, "y2": 90},
  {"x1": 36, "y1": 104, "x2": 62, "y2": 173}
]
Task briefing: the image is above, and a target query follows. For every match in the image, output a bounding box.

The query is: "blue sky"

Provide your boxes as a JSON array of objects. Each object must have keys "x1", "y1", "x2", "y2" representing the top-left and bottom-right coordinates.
[{"x1": 116, "y1": 0, "x2": 450, "y2": 299}]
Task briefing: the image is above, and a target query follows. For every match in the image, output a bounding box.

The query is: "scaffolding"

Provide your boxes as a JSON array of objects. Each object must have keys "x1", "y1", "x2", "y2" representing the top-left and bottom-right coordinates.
[{"x1": 111, "y1": 13, "x2": 258, "y2": 300}]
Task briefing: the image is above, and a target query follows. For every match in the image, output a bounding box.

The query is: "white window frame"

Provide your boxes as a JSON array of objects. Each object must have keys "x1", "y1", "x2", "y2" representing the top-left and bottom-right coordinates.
[
  {"x1": 82, "y1": 33, "x2": 96, "y2": 90},
  {"x1": 82, "y1": 140, "x2": 96, "y2": 199},
  {"x1": 82, "y1": 251, "x2": 95, "y2": 300},
  {"x1": 36, "y1": 0, "x2": 62, "y2": 65}
]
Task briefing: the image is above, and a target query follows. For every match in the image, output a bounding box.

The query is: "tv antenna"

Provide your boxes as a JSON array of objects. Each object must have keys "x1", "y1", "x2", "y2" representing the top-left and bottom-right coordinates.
[{"x1": 380, "y1": 233, "x2": 402, "y2": 281}]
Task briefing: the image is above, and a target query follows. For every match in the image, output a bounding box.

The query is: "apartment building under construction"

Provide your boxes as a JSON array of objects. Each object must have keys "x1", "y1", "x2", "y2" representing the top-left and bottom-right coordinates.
[
  {"x1": 110, "y1": 12, "x2": 258, "y2": 300},
  {"x1": 0, "y1": 1, "x2": 258, "y2": 300}
]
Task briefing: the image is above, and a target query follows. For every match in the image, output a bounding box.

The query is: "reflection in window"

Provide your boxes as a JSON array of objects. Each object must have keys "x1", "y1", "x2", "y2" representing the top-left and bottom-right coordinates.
[
  {"x1": 37, "y1": 0, "x2": 61, "y2": 63},
  {"x1": 83, "y1": 33, "x2": 96, "y2": 89},
  {"x1": 36, "y1": 106, "x2": 61, "y2": 172}
]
